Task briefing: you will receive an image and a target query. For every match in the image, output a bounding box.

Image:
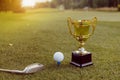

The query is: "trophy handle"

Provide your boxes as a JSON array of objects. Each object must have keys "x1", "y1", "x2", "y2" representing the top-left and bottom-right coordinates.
[
  {"x1": 67, "y1": 17, "x2": 74, "y2": 36},
  {"x1": 90, "y1": 17, "x2": 97, "y2": 36}
]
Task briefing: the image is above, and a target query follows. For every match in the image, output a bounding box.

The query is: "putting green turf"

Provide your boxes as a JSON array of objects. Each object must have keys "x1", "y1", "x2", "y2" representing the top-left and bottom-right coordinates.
[{"x1": 0, "y1": 9, "x2": 120, "y2": 80}]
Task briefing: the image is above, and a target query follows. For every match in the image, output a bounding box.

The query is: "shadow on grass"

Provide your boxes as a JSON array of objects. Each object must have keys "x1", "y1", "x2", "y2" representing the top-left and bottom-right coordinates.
[{"x1": 46, "y1": 63, "x2": 95, "y2": 71}]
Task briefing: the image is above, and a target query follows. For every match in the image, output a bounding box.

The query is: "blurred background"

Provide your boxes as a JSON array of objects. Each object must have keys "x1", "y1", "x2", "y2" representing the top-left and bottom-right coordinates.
[{"x1": 0, "y1": 0, "x2": 120, "y2": 12}]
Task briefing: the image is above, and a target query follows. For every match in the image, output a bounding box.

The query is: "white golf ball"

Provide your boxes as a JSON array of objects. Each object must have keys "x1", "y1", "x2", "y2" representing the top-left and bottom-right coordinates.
[{"x1": 53, "y1": 52, "x2": 64, "y2": 62}]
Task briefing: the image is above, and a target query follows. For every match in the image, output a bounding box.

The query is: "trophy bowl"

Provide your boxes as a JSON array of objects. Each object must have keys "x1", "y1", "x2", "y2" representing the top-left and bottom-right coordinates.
[{"x1": 67, "y1": 17, "x2": 97, "y2": 67}]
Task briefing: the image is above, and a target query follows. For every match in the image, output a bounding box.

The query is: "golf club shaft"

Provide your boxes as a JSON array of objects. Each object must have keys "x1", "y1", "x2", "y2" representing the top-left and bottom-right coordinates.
[{"x1": 0, "y1": 68, "x2": 23, "y2": 73}]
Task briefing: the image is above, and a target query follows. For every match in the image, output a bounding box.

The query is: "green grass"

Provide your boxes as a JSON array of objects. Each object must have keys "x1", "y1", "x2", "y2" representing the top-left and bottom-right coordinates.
[{"x1": 0, "y1": 8, "x2": 120, "y2": 80}]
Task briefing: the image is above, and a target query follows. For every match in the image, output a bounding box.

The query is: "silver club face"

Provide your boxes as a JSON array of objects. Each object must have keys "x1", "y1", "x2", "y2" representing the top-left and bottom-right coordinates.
[{"x1": 23, "y1": 63, "x2": 44, "y2": 74}]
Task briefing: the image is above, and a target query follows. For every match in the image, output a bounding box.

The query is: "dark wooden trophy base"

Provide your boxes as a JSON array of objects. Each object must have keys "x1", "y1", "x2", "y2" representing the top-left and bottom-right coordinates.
[{"x1": 70, "y1": 51, "x2": 93, "y2": 67}]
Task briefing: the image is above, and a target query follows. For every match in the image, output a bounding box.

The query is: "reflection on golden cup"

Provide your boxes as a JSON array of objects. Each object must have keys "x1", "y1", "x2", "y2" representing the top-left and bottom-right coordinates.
[{"x1": 67, "y1": 17, "x2": 97, "y2": 54}]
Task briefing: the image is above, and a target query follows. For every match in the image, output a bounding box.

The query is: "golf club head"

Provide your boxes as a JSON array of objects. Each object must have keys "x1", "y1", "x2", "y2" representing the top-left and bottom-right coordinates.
[{"x1": 23, "y1": 63, "x2": 44, "y2": 74}]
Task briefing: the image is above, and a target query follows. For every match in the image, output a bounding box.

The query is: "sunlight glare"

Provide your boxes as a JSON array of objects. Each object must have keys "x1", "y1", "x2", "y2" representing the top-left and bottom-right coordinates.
[
  {"x1": 22, "y1": 0, "x2": 51, "y2": 7},
  {"x1": 22, "y1": 0, "x2": 36, "y2": 7}
]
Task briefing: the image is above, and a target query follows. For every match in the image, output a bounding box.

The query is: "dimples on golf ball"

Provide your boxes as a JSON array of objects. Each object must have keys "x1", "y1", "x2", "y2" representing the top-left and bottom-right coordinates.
[{"x1": 53, "y1": 52, "x2": 64, "y2": 62}]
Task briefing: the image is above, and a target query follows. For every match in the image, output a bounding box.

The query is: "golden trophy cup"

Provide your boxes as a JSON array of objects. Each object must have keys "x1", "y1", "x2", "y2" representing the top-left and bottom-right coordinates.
[{"x1": 67, "y1": 17, "x2": 97, "y2": 67}]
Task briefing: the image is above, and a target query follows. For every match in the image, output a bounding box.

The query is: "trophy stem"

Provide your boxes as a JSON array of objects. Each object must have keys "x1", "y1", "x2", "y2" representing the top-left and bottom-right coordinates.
[
  {"x1": 79, "y1": 41, "x2": 85, "y2": 48},
  {"x1": 78, "y1": 42, "x2": 88, "y2": 55}
]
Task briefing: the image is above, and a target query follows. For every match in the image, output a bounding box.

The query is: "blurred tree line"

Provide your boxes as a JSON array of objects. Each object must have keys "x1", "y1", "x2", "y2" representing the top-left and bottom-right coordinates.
[
  {"x1": 50, "y1": 0, "x2": 120, "y2": 9},
  {"x1": 0, "y1": 0, "x2": 24, "y2": 12},
  {"x1": 0, "y1": 0, "x2": 120, "y2": 12},
  {"x1": 35, "y1": 1, "x2": 51, "y2": 8}
]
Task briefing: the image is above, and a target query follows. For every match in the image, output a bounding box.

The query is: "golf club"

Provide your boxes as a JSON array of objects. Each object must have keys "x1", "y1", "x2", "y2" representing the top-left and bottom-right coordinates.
[{"x1": 0, "y1": 63, "x2": 44, "y2": 74}]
